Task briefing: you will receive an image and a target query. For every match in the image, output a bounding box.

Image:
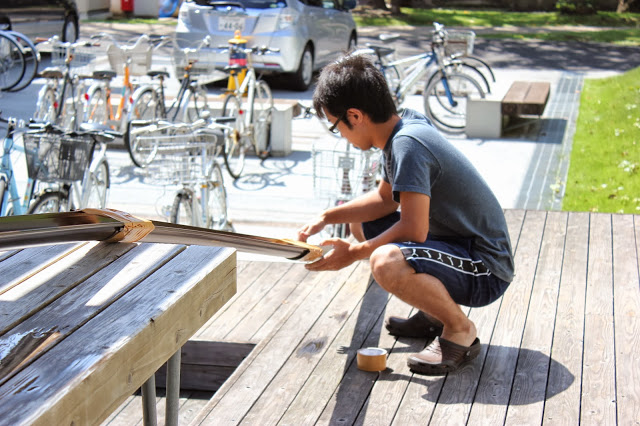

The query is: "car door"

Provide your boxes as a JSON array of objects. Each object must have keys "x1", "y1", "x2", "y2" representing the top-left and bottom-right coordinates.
[
  {"x1": 322, "y1": 0, "x2": 353, "y2": 56},
  {"x1": 301, "y1": 0, "x2": 334, "y2": 66},
  {"x1": 0, "y1": 0, "x2": 65, "y2": 39}
]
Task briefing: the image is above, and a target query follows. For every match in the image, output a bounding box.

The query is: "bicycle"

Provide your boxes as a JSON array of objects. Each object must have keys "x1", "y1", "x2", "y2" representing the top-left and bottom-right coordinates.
[
  {"x1": 83, "y1": 33, "x2": 153, "y2": 134},
  {"x1": 139, "y1": 119, "x2": 231, "y2": 231},
  {"x1": 33, "y1": 36, "x2": 98, "y2": 131},
  {"x1": 25, "y1": 122, "x2": 118, "y2": 213},
  {"x1": 220, "y1": 43, "x2": 278, "y2": 179},
  {"x1": 124, "y1": 35, "x2": 214, "y2": 168},
  {"x1": 351, "y1": 23, "x2": 487, "y2": 134}
]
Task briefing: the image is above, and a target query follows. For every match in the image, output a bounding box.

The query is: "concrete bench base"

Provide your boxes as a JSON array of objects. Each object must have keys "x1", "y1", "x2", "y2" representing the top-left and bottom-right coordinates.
[{"x1": 466, "y1": 81, "x2": 550, "y2": 139}]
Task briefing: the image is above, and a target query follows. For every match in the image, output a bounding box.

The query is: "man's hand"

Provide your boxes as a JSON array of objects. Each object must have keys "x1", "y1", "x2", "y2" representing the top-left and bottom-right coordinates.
[
  {"x1": 305, "y1": 238, "x2": 358, "y2": 271},
  {"x1": 297, "y1": 216, "x2": 326, "y2": 242}
]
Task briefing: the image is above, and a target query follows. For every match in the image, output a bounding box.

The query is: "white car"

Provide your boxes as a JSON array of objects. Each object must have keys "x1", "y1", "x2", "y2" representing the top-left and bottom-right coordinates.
[{"x1": 175, "y1": 0, "x2": 358, "y2": 91}]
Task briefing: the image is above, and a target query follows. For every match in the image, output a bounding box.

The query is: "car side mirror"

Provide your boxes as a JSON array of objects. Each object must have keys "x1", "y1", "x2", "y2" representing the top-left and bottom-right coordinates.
[{"x1": 342, "y1": 0, "x2": 356, "y2": 10}]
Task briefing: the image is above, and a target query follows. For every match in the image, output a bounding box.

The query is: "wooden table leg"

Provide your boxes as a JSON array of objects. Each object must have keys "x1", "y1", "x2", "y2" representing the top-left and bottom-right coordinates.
[
  {"x1": 166, "y1": 349, "x2": 181, "y2": 426},
  {"x1": 141, "y1": 376, "x2": 157, "y2": 426}
]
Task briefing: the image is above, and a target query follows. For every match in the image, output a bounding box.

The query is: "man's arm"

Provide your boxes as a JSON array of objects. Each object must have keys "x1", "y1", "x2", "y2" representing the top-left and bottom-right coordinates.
[
  {"x1": 305, "y1": 190, "x2": 430, "y2": 271},
  {"x1": 297, "y1": 179, "x2": 398, "y2": 242}
]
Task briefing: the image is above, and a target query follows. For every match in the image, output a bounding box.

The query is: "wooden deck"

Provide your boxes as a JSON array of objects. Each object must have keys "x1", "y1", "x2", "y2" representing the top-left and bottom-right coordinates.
[{"x1": 103, "y1": 210, "x2": 640, "y2": 425}]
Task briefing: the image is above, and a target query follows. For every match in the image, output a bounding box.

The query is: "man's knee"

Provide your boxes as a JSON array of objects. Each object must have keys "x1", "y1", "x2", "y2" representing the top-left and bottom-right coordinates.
[{"x1": 370, "y1": 245, "x2": 408, "y2": 293}]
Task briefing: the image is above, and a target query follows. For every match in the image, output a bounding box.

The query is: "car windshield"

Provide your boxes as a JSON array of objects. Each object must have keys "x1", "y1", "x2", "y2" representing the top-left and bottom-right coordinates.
[{"x1": 194, "y1": 0, "x2": 287, "y2": 9}]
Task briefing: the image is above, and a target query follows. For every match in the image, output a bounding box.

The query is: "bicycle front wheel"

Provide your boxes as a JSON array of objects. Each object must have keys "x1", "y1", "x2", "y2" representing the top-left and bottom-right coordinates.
[
  {"x1": 170, "y1": 189, "x2": 194, "y2": 226},
  {"x1": 423, "y1": 72, "x2": 484, "y2": 134},
  {"x1": 0, "y1": 32, "x2": 26, "y2": 92},
  {"x1": 222, "y1": 94, "x2": 246, "y2": 179},
  {"x1": 34, "y1": 85, "x2": 57, "y2": 123},
  {"x1": 182, "y1": 84, "x2": 210, "y2": 122},
  {"x1": 0, "y1": 177, "x2": 7, "y2": 216},
  {"x1": 6, "y1": 30, "x2": 39, "y2": 92},
  {"x1": 84, "y1": 86, "x2": 109, "y2": 126},
  {"x1": 28, "y1": 191, "x2": 70, "y2": 213},
  {"x1": 84, "y1": 158, "x2": 110, "y2": 208},
  {"x1": 429, "y1": 62, "x2": 491, "y2": 95},
  {"x1": 251, "y1": 80, "x2": 273, "y2": 159},
  {"x1": 206, "y1": 162, "x2": 229, "y2": 230}
]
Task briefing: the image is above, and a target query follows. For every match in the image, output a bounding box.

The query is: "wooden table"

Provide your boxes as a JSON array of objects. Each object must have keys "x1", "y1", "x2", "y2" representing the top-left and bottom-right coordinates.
[{"x1": 0, "y1": 241, "x2": 236, "y2": 426}]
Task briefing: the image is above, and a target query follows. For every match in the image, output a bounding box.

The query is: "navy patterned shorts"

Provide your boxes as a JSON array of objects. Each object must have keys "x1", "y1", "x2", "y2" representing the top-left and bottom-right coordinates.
[{"x1": 362, "y1": 212, "x2": 510, "y2": 307}]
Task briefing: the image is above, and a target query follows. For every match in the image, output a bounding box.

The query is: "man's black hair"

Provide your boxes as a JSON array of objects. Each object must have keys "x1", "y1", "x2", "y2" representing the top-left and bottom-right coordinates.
[{"x1": 312, "y1": 54, "x2": 397, "y2": 126}]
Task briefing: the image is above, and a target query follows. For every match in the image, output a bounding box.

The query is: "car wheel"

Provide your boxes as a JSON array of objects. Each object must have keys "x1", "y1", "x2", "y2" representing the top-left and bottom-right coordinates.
[
  {"x1": 62, "y1": 15, "x2": 78, "y2": 42},
  {"x1": 290, "y1": 45, "x2": 313, "y2": 91},
  {"x1": 348, "y1": 33, "x2": 357, "y2": 51}
]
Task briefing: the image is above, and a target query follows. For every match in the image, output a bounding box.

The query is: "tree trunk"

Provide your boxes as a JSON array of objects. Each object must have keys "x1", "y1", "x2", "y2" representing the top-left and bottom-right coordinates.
[
  {"x1": 369, "y1": 0, "x2": 388, "y2": 10},
  {"x1": 390, "y1": 0, "x2": 402, "y2": 14},
  {"x1": 616, "y1": 0, "x2": 632, "y2": 12}
]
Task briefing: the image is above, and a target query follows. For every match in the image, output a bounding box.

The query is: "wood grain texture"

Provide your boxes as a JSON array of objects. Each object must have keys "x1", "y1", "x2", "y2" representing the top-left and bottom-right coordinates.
[
  {"x1": 0, "y1": 244, "x2": 236, "y2": 426},
  {"x1": 543, "y1": 212, "x2": 589, "y2": 425},
  {"x1": 468, "y1": 210, "x2": 547, "y2": 425},
  {"x1": 612, "y1": 214, "x2": 640, "y2": 425},
  {"x1": 581, "y1": 213, "x2": 617, "y2": 425}
]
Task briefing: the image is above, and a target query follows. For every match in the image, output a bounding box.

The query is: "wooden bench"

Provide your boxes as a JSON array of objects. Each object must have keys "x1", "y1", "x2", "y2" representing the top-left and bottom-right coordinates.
[
  {"x1": 466, "y1": 80, "x2": 551, "y2": 138},
  {"x1": 501, "y1": 81, "x2": 551, "y2": 117}
]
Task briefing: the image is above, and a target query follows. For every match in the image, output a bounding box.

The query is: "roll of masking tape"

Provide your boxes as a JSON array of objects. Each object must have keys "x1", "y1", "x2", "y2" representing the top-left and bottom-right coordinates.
[{"x1": 357, "y1": 347, "x2": 387, "y2": 372}]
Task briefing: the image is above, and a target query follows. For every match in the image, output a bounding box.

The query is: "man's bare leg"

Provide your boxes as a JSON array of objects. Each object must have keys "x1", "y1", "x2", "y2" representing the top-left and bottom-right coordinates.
[{"x1": 370, "y1": 244, "x2": 477, "y2": 347}]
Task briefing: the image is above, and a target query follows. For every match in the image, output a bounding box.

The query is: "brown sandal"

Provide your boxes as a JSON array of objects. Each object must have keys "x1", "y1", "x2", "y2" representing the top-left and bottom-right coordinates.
[
  {"x1": 408, "y1": 336, "x2": 481, "y2": 375},
  {"x1": 385, "y1": 311, "x2": 444, "y2": 338}
]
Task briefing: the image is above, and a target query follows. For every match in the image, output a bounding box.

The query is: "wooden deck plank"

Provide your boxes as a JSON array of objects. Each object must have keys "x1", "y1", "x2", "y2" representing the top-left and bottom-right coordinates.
[
  {"x1": 229, "y1": 262, "x2": 311, "y2": 343},
  {"x1": 582, "y1": 214, "x2": 617, "y2": 425},
  {"x1": 424, "y1": 209, "x2": 526, "y2": 425},
  {"x1": 468, "y1": 210, "x2": 547, "y2": 424},
  {"x1": 278, "y1": 278, "x2": 392, "y2": 425},
  {"x1": 192, "y1": 263, "x2": 361, "y2": 425},
  {"x1": 612, "y1": 214, "x2": 640, "y2": 424},
  {"x1": 98, "y1": 211, "x2": 640, "y2": 426},
  {"x1": 194, "y1": 261, "x2": 277, "y2": 342},
  {"x1": 241, "y1": 262, "x2": 373, "y2": 425},
  {"x1": 315, "y1": 294, "x2": 414, "y2": 425},
  {"x1": 505, "y1": 211, "x2": 568, "y2": 424},
  {"x1": 543, "y1": 212, "x2": 589, "y2": 425}
]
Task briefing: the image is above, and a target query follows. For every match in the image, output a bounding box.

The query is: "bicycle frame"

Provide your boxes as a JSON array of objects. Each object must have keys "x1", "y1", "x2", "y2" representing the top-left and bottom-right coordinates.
[
  {"x1": 0, "y1": 119, "x2": 37, "y2": 216},
  {"x1": 228, "y1": 67, "x2": 257, "y2": 125}
]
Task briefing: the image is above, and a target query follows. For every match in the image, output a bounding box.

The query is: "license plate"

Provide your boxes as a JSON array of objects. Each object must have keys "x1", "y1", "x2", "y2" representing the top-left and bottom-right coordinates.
[{"x1": 218, "y1": 17, "x2": 245, "y2": 32}]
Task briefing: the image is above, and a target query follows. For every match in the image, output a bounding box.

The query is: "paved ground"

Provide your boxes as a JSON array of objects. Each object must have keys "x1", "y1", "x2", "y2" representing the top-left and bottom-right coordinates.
[{"x1": 2, "y1": 21, "x2": 636, "y2": 254}]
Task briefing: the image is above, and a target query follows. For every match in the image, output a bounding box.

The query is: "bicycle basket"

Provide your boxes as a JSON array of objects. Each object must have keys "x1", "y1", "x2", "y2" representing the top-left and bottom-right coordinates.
[
  {"x1": 51, "y1": 42, "x2": 98, "y2": 74},
  {"x1": 312, "y1": 139, "x2": 381, "y2": 204},
  {"x1": 141, "y1": 127, "x2": 223, "y2": 186},
  {"x1": 444, "y1": 30, "x2": 475, "y2": 57},
  {"x1": 171, "y1": 39, "x2": 223, "y2": 84},
  {"x1": 107, "y1": 42, "x2": 153, "y2": 77},
  {"x1": 23, "y1": 132, "x2": 94, "y2": 183}
]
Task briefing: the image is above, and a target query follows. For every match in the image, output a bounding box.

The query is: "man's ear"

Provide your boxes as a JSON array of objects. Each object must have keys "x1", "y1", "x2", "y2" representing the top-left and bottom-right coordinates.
[{"x1": 347, "y1": 108, "x2": 365, "y2": 124}]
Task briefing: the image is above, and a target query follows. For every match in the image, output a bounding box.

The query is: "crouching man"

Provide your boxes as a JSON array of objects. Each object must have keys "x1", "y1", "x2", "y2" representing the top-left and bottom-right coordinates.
[{"x1": 297, "y1": 55, "x2": 514, "y2": 375}]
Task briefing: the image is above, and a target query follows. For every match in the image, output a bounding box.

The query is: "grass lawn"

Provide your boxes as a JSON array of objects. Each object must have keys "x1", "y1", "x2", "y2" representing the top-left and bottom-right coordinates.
[
  {"x1": 562, "y1": 67, "x2": 640, "y2": 214},
  {"x1": 352, "y1": 8, "x2": 640, "y2": 45}
]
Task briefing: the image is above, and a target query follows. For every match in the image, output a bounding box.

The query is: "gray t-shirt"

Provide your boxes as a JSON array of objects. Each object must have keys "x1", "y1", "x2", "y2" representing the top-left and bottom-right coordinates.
[{"x1": 382, "y1": 109, "x2": 515, "y2": 282}]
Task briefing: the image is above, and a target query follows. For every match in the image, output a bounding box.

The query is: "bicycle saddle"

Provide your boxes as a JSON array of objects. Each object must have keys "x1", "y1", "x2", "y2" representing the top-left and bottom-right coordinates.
[
  {"x1": 378, "y1": 33, "x2": 401, "y2": 43},
  {"x1": 148, "y1": 70, "x2": 170, "y2": 78},
  {"x1": 91, "y1": 70, "x2": 117, "y2": 80},
  {"x1": 364, "y1": 44, "x2": 396, "y2": 58},
  {"x1": 39, "y1": 67, "x2": 64, "y2": 79}
]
